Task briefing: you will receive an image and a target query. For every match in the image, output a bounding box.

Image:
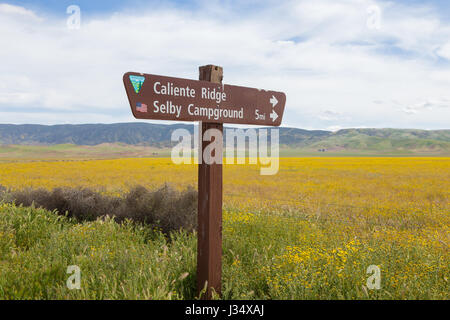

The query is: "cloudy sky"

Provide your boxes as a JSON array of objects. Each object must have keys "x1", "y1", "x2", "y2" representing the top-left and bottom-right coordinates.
[{"x1": 0, "y1": 0, "x2": 449, "y2": 130}]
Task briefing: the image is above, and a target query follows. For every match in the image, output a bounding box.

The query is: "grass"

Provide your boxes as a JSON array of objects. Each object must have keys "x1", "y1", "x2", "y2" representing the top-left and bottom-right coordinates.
[
  {"x1": 0, "y1": 144, "x2": 172, "y2": 161},
  {"x1": 1, "y1": 143, "x2": 448, "y2": 163},
  {"x1": 0, "y1": 203, "x2": 197, "y2": 299},
  {"x1": 0, "y1": 202, "x2": 448, "y2": 299},
  {"x1": 0, "y1": 157, "x2": 448, "y2": 299}
]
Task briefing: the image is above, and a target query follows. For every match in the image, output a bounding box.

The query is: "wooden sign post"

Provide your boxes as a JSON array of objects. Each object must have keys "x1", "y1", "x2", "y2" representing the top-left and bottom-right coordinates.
[
  {"x1": 123, "y1": 65, "x2": 286, "y2": 299},
  {"x1": 197, "y1": 65, "x2": 223, "y2": 299}
]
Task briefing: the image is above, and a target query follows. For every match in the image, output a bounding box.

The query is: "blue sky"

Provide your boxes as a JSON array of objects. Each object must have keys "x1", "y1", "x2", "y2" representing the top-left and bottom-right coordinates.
[
  {"x1": 10, "y1": 0, "x2": 157, "y2": 14},
  {"x1": 10, "y1": 0, "x2": 194, "y2": 16},
  {"x1": 11, "y1": 0, "x2": 450, "y2": 19},
  {"x1": 0, "y1": 0, "x2": 449, "y2": 129},
  {"x1": 8, "y1": 0, "x2": 269, "y2": 14}
]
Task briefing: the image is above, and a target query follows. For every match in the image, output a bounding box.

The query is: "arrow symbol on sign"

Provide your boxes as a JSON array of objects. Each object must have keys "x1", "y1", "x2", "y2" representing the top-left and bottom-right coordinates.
[
  {"x1": 270, "y1": 95, "x2": 278, "y2": 108},
  {"x1": 270, "y1": 110, "x2": 278, "y2": 122}
]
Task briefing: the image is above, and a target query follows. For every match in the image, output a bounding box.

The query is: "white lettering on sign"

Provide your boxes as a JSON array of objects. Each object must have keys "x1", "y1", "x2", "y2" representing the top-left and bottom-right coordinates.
[
  {"x1": 154, "y1": 82, "x2": 196, "y2": 97},
  {"x1": 153, "y1": 100, "x2": 182, "y2": 118},
  {"x1": 255, "y1": 109, "x2": 265, "y2": 120},
  {"x1": 201, "y1": 87, "x2": 227, "y2": 104},
  {"x1": 188, "y1": 104, "x2": 243, "y2": 121}
]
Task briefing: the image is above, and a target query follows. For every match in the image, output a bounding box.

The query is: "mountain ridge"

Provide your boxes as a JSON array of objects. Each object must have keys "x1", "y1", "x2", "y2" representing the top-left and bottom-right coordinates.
[{"x1": 0, "y1": 123, "x2": 449, "y2": 154}]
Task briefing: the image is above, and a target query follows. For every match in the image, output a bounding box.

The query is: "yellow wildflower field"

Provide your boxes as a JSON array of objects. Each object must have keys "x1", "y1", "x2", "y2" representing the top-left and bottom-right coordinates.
[
  {"x1": 0, "y1": 157, "x2": 448, "y2": 211},
  {"x1": 0, "y1": 157, "x2": 448, "y2": 299}
]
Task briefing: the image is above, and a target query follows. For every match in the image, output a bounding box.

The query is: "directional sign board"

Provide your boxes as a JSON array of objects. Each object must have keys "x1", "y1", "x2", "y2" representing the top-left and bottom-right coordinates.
[
  {"x1": 123, "y1": 72, "x2": 286, "y2": 126},
  {"x1": 123, "y1": 65, "x2": 286, "y2": 299}
]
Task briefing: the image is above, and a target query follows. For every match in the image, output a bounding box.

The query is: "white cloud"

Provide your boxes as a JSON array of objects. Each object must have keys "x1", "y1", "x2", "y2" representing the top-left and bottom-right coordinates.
[
  {"x1": 0, "y1": 1, "x2": 449, "y2": 129},
  {"x1": 436, "y1": 43, "x2": 450, "y2": 60},
  {"x1": 326, "y1": 125, "x2": 344, "y2": 132},
  {"x1": 401, "y1": 98, "x2": 450, "y2": 115},
  {"x1": 0, "y1": 3, "x2": 41, "y2": 20},
  {"x1": 318, "y1": 110, "x2": 348, "y2": 121}
]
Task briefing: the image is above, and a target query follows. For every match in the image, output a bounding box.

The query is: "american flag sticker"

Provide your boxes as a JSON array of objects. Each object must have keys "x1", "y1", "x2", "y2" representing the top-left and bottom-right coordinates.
[{"x1": 136, "y1": 102, "x2": 148, "y2": 113}]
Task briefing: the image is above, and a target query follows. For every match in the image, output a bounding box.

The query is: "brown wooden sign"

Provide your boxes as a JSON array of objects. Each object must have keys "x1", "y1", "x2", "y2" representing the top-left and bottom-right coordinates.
[
  {"x1": 124, "y1": 65, "x2": 286, "y2": 299},
  {"x1": 123, "y1": 71, "x2": 286, "y2": 126}
]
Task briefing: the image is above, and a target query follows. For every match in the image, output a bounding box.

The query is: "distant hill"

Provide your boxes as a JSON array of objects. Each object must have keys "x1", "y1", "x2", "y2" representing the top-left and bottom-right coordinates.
[
  {"x1": 302, "y1": 128, "x2": 450, "y2": 154},
  {"x1": 0, "y1": 123, "x2": 449, "y2": 154}
]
